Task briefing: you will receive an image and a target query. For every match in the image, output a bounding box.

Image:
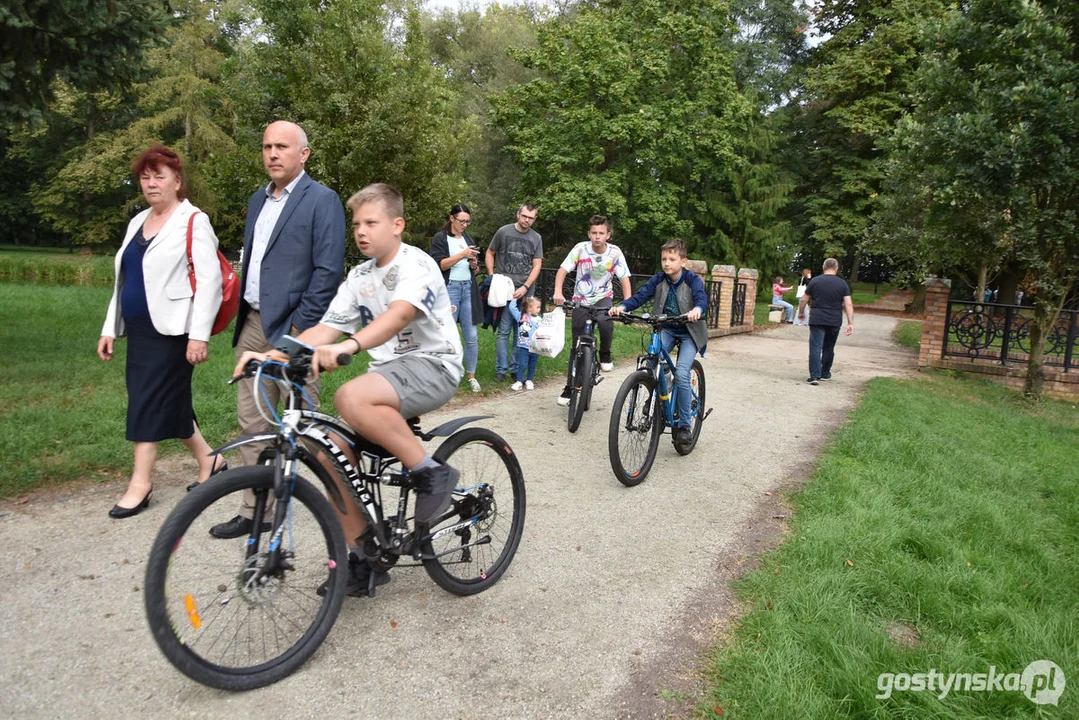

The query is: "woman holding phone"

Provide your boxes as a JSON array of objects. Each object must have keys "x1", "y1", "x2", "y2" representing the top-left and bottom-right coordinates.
[{"x1": 430, "y1": 203, "x2": 483, "y2": 392}]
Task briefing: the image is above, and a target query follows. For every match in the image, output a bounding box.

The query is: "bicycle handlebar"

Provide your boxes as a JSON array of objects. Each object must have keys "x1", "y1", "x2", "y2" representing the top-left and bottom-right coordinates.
[
  {"x1": 614, "y1": 311, "x2": 690, "y2": 327},
  {"x1": 230, "y1": 349, "x2": 353, "y2": 385}
]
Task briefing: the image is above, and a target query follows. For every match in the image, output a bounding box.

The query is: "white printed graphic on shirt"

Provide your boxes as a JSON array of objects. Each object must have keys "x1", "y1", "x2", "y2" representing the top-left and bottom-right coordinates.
[{"x1": 321, "y1": 244, "x2": 463, "y2": 378}]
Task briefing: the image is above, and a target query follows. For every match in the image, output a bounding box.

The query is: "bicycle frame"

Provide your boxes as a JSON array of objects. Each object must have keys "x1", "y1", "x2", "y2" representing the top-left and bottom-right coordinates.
[
  {"x1": 639, "y1": 326, "x2": 691, "y2": 431},
  {"x1": 215, "y1": 364, "x2": 495, "y2": 568}
]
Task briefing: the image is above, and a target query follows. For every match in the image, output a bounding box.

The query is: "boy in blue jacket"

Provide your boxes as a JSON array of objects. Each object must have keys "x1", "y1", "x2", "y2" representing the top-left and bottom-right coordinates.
[{"x1": 609, "y1": 238, "x2": 708, "y2": 447}]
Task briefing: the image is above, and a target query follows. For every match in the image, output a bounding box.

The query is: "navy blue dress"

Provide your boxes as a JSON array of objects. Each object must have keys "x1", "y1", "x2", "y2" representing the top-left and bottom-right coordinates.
[{"x1": 121, "y1": 227, "x2": 195, "y2": 442}]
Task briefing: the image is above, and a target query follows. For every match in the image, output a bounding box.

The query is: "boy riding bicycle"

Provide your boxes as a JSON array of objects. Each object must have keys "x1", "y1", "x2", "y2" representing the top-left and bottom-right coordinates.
[
  {"x1": 609, "y1": 238, "x2": 708, "y2": 447},
  {"x1": 234, "y1": 183, "x2": 463, "y2": 595},
  {"x1": 553, "y1": 215, "x2": 633, "y2": 406}
]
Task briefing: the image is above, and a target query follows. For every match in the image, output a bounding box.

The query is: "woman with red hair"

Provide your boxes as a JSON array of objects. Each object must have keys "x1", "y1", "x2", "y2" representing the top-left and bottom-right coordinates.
[{"x1": 98, "y1": 145, "x2": 225, "y2": 518}]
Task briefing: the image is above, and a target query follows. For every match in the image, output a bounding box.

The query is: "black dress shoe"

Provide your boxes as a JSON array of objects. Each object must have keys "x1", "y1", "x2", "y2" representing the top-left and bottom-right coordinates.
[
  {"x1": 209, "y1": 514, "x2": 271, "y2": 539},
  {"x1": 187, "y1": 459, "x2": 229, "y2": 492},
  {"x1": 109, "y1": 487, "x2": 153, "y2": 519}
]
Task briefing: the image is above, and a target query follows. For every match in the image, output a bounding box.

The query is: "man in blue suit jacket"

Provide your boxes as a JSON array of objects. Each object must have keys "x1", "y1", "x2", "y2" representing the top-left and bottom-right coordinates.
[{"x1": 211, "y1": 120, "x2": 346, "y2": 539}]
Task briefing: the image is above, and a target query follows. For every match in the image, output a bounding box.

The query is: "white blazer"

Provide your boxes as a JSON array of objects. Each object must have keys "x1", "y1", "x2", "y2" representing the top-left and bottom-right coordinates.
[{"x1": 101, "y1": 199, "x2": 223, "y2": 342}]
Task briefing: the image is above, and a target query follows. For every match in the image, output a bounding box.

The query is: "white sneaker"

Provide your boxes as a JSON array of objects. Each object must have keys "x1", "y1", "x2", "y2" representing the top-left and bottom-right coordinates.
[
  {"x1": 511, "y1": 381, "x2": 523, "y2": 391},
  {"x1": 600, "y1": 362, "x2": 614, "y2": 372},
  {"x1": 525, "y1": 380, "x2": 535, "y2": 391},
  {"x1": 467, "y1": 377, "x2": 481, "y2": 393}
]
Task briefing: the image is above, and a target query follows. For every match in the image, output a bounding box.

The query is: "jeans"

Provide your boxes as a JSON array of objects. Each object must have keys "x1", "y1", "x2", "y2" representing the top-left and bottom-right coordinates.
[
  {"x1": 660, "y1": 327, "x2": 698, "y2": 429},
  {"x1": 513, "y1": 346, "x2": 538, "y2": 382},
  {"x1": 808, "y1": 324, "x2": 841, "y2": 379},
  {"x1": 773, "y1": 296, "x2": 794, "y2": 322},
  {"x1": 446, "y1": 280, "x2": 478, "y2": 374},
  {"x1": 495, "y1": 301, "x2": 519, "y2": 377}
]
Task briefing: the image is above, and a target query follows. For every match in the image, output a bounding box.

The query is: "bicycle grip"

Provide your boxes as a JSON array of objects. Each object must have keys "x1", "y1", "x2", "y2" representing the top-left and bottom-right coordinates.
[{"x1": 336, "y1": 353, "x2": 352, "y2": 366}]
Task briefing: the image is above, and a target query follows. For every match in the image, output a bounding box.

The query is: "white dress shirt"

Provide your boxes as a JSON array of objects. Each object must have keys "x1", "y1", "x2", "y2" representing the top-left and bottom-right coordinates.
[{"x1": 244, "y1": 171, "x2": 306, "y2": 309}]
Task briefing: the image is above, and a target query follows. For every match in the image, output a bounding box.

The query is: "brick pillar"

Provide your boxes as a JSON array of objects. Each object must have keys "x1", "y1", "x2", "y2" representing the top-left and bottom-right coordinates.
[
  {"x1": 919, "y1": 277, "x2": 951, "y2": 367},
  {"x1": 738, "y1": 268, "x2": 759, "y2": 330},
  {"x1": 712, "y1": 264, "x2": 736, "y2": 333}
]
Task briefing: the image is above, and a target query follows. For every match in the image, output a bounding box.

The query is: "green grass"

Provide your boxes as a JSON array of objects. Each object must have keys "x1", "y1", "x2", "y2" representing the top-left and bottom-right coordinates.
[
  {"x1": 0, "y1": 283, "x2": 650, "y2": 496},
  {"x1": 698, "y1": 370, "x2": 1079, "y2": 718},
  {"x1": 0, "y1": 249, "x2": 116, "y2": 285},
  {"x1": 894, "y1": 320, "x2": 923, "y2": 350},
  {"x1": 849, "y1": 282, "x2": 894, "y2": 306},
  {"x1": 755, "y1": 300, "x2": 781, "y2": 326}
]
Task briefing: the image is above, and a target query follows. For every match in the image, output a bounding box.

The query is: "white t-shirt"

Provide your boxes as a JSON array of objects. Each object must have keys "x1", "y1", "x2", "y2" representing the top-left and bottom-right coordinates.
[
  {"x1": 320, "y1": 243, "x2": 463, "y2": 379},
  {"x1": 559, "y1": 241, "x2": 630, "y2": 306}
]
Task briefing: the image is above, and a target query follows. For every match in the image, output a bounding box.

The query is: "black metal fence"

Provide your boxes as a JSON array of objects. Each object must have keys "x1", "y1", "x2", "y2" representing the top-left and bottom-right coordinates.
[
  {"x1": 944, "y1": 300, "x2": 1078, "y2": 372},
  {"x1": 731, "y1": 282, "x2": 747, "y2": 326}
]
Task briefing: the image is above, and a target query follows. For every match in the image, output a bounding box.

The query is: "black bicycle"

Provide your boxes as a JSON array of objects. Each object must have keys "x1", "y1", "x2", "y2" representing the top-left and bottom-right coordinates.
[
  {"x1": 608, "y1": 313, "x2": 711, "y2": 485},
  {"x1": 144, "y1": 343, "x2": 526, "y2": 690},
  {"x1": 562, "y1": 301, "x2": 607, "y2": 433}
]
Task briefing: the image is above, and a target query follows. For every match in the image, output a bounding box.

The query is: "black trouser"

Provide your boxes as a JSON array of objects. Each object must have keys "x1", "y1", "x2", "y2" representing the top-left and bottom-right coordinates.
[{"x1": 564, "y1": 302, "x2": 614, "y2": 389}]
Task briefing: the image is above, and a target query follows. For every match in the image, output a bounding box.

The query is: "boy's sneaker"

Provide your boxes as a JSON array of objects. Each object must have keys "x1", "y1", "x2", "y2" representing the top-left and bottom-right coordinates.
[
  {"x1": 525, "y1": 380, "x2": 535, "y2": 391},
  {"x1": 818, "y1": 374, "x2": 832, "y2": 381},
  {"x1": 317, "y1": 551, "x2": 391, "y2": 598},
  {"x1": 494, "y1": 373, "x2": 506, "y2": 382},
  {"x1": 556, "y1": 387, "x2": 572, "y2": 406},
  {"x1": 468, "y1": 377, "x2": 482, "y2": 393},
  {"x1": 411, "y1": 462, "x2": 459, "y2": 524},
  {"x1": 674, "y1": 426, "x2": 692, "y2": 446},
  {"x1": 511, "y1": 381, "x2": 523, "y2": 391},
  {"x1": 806, "y1": 377, "x2": 819, "y2": 385},
  {"x1": 600, "y1": 362, "x2": 614, "y2": 372}
]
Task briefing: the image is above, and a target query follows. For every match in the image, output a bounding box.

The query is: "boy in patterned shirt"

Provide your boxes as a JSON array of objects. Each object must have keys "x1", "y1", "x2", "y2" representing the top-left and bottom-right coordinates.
[
  {"x1": 234, "y1": 183, "x2": 463, "y2": 596},
  {"x1": 552, "y1": 215, "x2": 633, "y2": 406}
]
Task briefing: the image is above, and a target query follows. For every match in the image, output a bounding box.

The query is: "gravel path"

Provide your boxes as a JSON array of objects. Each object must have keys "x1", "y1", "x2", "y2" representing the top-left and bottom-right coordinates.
[{"x1": 0, "y1": 315, "x2": 916, "y2": 719}]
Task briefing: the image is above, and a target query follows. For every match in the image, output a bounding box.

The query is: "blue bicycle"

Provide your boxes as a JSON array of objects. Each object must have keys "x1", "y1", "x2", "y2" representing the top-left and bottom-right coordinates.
[{"x1": 608, "y1": 313, "x2": 710, "y2": 486}]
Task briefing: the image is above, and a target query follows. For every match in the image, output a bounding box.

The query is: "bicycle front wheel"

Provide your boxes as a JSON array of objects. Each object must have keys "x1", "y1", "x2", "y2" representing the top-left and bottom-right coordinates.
[
  {"x1": 674, "y1": 360, "x2": 707, "y2": 456},
  {"x1": 424, "y1": 427, "x2": 526, "y2": 595},
  {"x1": 608, "y1": 370, "x2": 662, "y2": 486},
  {"x1": 568, "y1": 345, "x2": 592, "y2": 433},
  {"x1": 144, "y1": 465, "x2": 347, "y2": 690}
]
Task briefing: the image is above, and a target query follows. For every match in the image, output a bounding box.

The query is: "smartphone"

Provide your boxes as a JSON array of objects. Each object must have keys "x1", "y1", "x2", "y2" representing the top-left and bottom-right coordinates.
[{"x1": 275, "y1": 334, "x2": 314, "y2": 358}]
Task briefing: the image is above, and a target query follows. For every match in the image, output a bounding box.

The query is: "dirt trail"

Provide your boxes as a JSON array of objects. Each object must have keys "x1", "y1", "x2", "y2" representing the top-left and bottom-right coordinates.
[{"x1": 0, "y1": 315, "x2": 916, "y2": 719}]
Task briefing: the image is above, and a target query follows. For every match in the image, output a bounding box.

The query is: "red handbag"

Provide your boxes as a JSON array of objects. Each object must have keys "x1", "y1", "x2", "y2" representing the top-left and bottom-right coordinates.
[{"x1": 185, "y1": 211, "x2": 240, "y2": 336}]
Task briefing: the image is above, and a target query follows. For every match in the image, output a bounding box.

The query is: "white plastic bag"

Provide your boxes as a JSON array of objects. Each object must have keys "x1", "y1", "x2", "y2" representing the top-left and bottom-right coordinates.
[
  {"x1": 795, "y1": 284, "x2": 807, "y2": 299},
  {"x1": 529, "y1": 306, "x2": 566, "y2": 358}
]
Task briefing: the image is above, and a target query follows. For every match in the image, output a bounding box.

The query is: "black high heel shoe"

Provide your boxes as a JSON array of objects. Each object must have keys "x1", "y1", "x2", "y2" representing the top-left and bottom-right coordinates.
[
  {"x1": 108, "y1": 486, "x2": 153, "y2": 519},
  {"x1": 187, "y1": 457, "x2": 228, "y2": 492}
]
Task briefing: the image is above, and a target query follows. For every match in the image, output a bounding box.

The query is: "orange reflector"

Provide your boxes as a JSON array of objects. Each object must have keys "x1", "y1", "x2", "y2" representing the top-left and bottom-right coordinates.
[{"x1": 184, "y1": 594, "x2": 202, "y2": 630}]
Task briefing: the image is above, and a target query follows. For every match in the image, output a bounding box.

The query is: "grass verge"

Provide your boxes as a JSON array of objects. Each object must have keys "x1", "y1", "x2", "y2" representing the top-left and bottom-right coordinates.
[
  {"x1": 0, "y1": 283, "x2": 649, "y2": 496},
  {"x1": 698, "y1": 370, "x2": 1079, "y2": 718},
  {"x1": 893, "y1": 319, "x2": 923, "y2": 351},
  {"x1": 0, "y1": 249, "x2": 115, "y2": 285}
]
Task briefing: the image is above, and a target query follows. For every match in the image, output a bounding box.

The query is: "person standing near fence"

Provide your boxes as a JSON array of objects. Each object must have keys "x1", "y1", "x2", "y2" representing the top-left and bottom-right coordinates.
[
  {"x1": 429, "y1": 203, "x2": 483, "y2": 393},
  {"x1": 486, "y1": 203, "x2": 542, "y2": 382},
  {"x1": 797, "y1": 257, "x2": 853, "y2": 385},
  {"x1": 209, "y1": 120, "x2": 346, "y2": 540},
  {"x1": 552, "y1": 215, "x2": 633, "y2": 406}
]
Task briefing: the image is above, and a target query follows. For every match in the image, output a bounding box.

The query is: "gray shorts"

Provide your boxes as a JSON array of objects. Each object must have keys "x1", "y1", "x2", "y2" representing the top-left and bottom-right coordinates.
[{"x1": 370, "y1": 354, "x2": 459, "y2": 419}]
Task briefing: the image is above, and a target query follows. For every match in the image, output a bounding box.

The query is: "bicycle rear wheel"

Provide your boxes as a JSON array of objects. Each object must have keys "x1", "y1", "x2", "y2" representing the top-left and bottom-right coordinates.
[
  {"x1": 568, "y1": 345, "x2": 592, "y2": 433},
  {"x1": 424, "y1": 427, "x2": 526, "y2": 595},
  {"x1": 674, "y1": 360, "x2": 707, "y2": 456},
  {"x1": 608, "y1": 370, "x2": 662, "y2": 486},
  {"x1": 144, "y1": 465, "x2": 347, "y2": 690}
]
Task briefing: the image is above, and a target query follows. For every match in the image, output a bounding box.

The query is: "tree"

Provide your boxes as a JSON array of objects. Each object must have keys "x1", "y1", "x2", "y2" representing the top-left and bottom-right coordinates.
[
  {"x1": 242, "y1": 0, "x2": 464, "y2": 247},
  {"x1": 888, "y1": 0, "x2": 1079, "y2": 397},
  {"x1": 423, "y1": 3, "x2": 540, "y2": 243},
  {"x1": 789, "y1": 0, "x2": 947, "y2": 279},
  {"x1": 493, "y1": 0, "x2": 753, "y2": 266},
  {"x1": 27, "y1": 0, "x2": 239, "y2": 246},
  {"x1": 0, "y1": 0, "x2": 172, "y2": 123}
]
